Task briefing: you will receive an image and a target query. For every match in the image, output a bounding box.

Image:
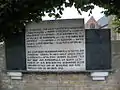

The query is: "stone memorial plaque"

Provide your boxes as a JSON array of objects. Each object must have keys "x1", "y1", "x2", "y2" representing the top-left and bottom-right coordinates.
[{"x1": 25, "y1": 19, "x2": 86, "y2": 71}]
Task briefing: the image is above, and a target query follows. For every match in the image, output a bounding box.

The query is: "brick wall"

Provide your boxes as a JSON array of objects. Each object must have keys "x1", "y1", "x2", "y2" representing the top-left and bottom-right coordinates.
[{"x1": 0, "y1": 43, "x2": 120, "y2": 90}]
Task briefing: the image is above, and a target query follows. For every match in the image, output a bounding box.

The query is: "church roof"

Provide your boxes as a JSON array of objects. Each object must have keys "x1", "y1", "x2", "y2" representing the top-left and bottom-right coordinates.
[
  {"x1": 97, "y1": 16, "x2": 109, "y2": 28},
  {"x1": 86, "y1": 16, "x2": 98, "y2": 25}
]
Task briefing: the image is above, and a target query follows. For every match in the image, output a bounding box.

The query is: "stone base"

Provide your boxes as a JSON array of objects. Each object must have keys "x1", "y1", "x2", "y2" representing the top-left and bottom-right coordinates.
[
  {"x1": 7, "y1": 72, "x2": 22, "y2": 80},
  {"x1": 91, "y1": 72, "x2": 109, "y2": 81}
]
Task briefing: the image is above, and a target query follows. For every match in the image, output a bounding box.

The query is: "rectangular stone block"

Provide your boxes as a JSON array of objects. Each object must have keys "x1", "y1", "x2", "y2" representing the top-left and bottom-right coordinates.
[{"x1": 7, "y1": 72, "x2": 22, "y2": 77}]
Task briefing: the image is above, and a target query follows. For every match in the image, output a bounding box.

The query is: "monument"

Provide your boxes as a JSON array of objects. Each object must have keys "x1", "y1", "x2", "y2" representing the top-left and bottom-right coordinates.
[{"x1": 5, "y1": 19, "x2": 111, "y2": 80}]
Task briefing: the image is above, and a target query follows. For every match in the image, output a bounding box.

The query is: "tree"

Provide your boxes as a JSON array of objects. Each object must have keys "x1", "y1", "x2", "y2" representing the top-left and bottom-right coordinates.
[
  {"x1": 112, "y1": 16, "x2": 120, "y2": 33},
  {"x1": 0, "y1": 0, "x2": 120, "y2": 39}
]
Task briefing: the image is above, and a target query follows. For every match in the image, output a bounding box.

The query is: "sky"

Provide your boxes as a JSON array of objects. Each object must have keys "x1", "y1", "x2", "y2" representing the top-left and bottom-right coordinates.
[{"x1": 42, "y1": 5, "x2": 105, "y2": 23}]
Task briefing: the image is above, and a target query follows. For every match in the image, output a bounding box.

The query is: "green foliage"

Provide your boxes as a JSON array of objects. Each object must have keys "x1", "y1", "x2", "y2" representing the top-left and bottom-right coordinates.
[
  {"x1": 112, "y1": 16, "x2": 120, "y2": 33},
  {"x1": 0, "y1": 0, "x2": 120, "y2": 39}
]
